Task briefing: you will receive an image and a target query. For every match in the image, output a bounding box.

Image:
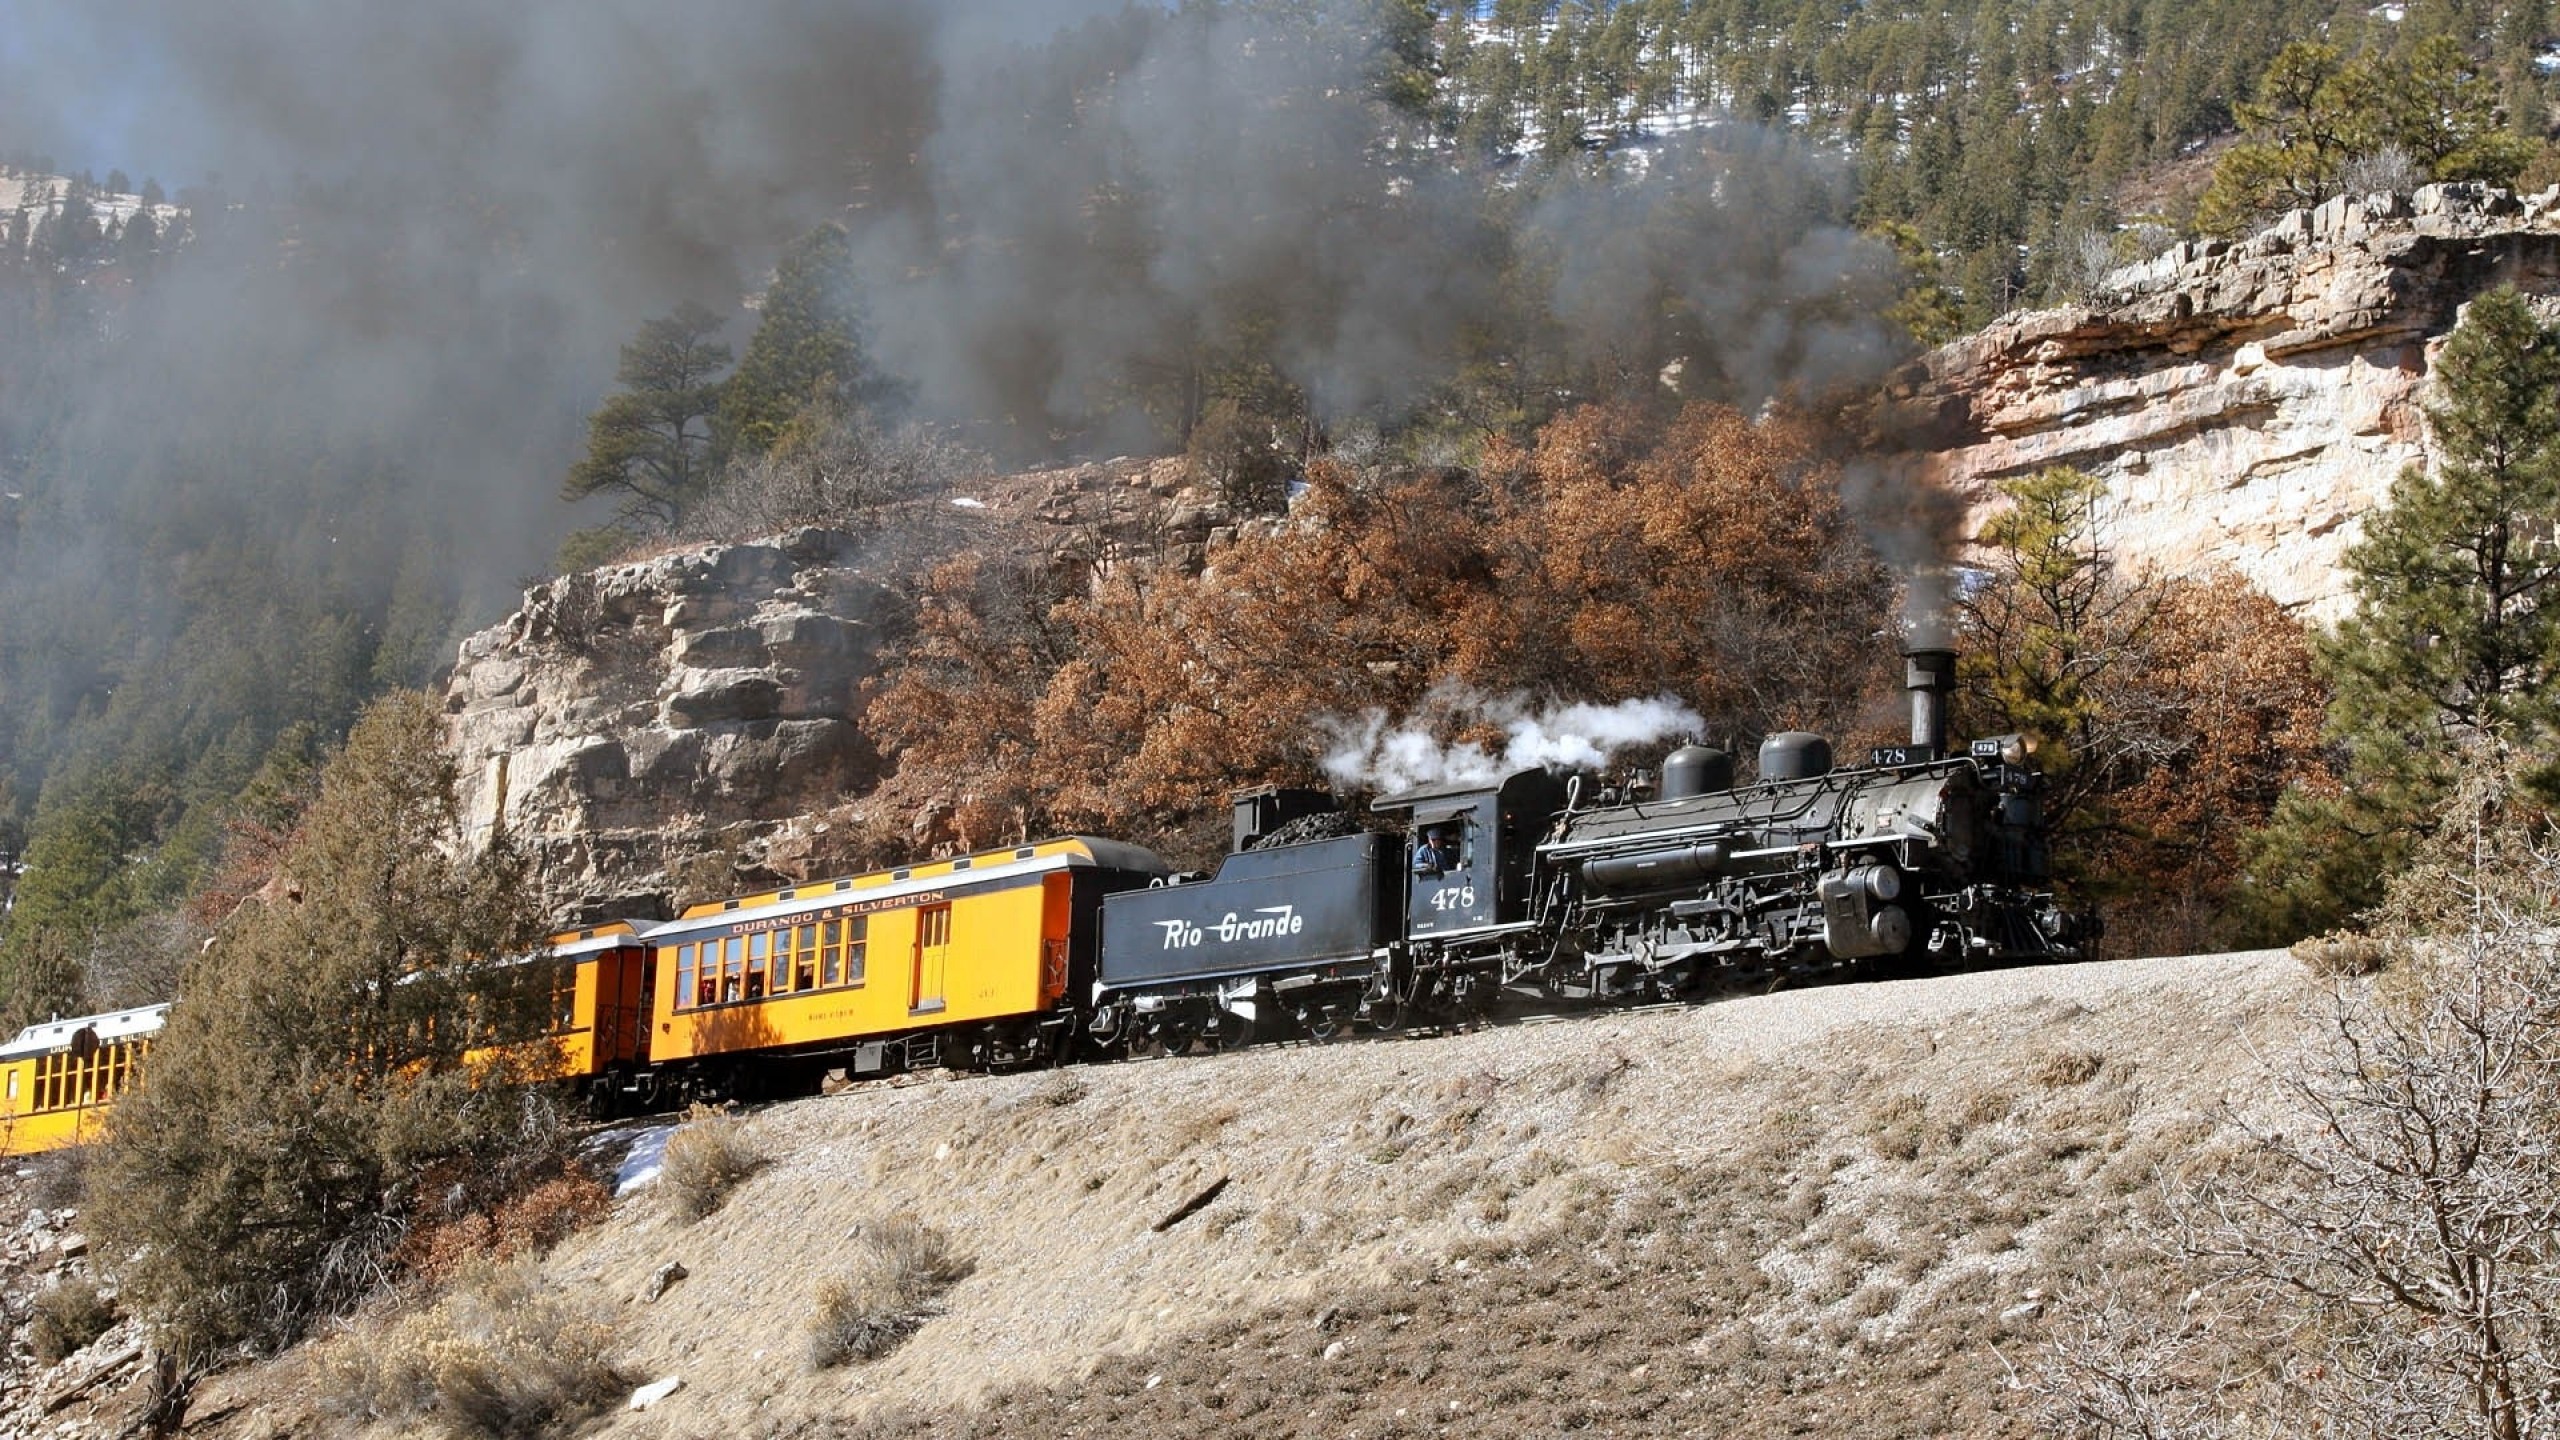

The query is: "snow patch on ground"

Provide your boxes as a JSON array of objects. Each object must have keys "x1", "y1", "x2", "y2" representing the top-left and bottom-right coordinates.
[{"x1": 599, "y1": 1121, "x2": 676, "y2": 1196}]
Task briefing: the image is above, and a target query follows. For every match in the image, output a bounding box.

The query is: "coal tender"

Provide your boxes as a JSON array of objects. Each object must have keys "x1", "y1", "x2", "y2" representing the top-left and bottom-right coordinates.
[{"x1": 1090, "y1": 788, "x2": 1404, "y2": 1052}]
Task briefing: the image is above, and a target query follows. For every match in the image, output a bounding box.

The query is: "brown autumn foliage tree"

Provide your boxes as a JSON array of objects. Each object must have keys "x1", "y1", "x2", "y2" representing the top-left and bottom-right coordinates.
[
  {"x1": 1957, "y1": 467, "x2": 2333, "y2": 954},
  {"x1": 864, "y1": 401, "x2": 1898, "y2": 862},
  {"x1": 863, "y1": 552, "x2": 1085, "y2": 848},
  {"x1": 2085, "y1": 574, "x2": 2335, "y2": 954},
  {"x1": 1459, "y1": 402, "x2": 1893, "y2": 725}
]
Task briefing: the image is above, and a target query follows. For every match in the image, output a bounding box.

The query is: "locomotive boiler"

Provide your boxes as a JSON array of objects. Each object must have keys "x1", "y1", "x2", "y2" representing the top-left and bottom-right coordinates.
[{"x1": 1516, "y1": 646, "x2": 2082, "y2": 1002}]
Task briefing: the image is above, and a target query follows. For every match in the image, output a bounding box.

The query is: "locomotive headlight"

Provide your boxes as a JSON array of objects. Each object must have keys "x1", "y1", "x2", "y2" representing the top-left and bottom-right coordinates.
[{"x1": 1982, "y1": 734, "x2": 2028, "y2": 767}]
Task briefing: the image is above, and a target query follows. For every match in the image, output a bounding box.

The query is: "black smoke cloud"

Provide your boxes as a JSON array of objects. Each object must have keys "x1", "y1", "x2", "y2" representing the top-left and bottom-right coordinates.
[{"x1": 0, "y1": 1, "x2": 1914, "y2": 591}]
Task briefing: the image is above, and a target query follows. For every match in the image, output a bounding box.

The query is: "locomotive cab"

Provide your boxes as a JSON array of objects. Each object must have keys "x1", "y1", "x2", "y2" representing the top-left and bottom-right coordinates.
[{"x1": 1374, "y1": 768, "x2": 1572, "y2": 940}]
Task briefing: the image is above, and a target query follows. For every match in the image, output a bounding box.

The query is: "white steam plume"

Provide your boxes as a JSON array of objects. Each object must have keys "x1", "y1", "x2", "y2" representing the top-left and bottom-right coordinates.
[{"x1": 1319, "y1": 691, "x2": 1703, "y2": 794}]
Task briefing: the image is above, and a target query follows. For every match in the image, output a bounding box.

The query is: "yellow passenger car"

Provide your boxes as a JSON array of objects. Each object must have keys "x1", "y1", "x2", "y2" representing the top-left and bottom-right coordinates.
[
  {"x1": 0, "y1": 1004, "x2": 168, "y2": 1158},
  {"x1": 646, "y1": 837, "x2": 1167, "y2": 1094},
  {"x1": 469, "y1": 922, "x2": 659, "y2": 1115}
]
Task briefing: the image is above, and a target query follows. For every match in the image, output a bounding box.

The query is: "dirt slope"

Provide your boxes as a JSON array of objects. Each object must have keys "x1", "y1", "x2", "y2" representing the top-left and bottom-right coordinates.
[{"x1": 193, "y1": 949, "x2": 2310, "y2": 1438}]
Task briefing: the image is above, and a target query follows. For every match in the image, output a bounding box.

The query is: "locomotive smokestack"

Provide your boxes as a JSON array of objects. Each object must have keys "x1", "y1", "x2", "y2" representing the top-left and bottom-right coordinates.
[{"x1": 1904, "y1": 646, "x2": 1956, "y2": 757}]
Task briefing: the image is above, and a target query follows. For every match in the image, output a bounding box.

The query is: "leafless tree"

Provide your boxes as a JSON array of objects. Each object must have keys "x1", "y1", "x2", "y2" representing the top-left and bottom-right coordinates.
[
  {"x1": 2042, "y1": 858, "x2": 2560, "y2": 1438},
  {"x1": 683, "y1": 416, "x2": 979, "y2": 545}
]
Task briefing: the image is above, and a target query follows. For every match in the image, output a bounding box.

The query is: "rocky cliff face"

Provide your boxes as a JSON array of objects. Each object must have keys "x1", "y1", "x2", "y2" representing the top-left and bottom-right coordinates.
[
  {"x1": 1902, "y1": 182, "x2": 2560, "y2": 618},
  {"x1": 445, "y1": 528, "x2": 892, "y2": 923},
  {"x1": 444, "y1": 457, "x2": 1221, "y2": 920}
]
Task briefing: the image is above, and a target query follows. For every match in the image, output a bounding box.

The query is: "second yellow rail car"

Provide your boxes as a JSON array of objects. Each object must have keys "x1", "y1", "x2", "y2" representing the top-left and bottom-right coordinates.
[
  {"x1": 644, "y1": 836, "x2": 1168, "y2": 1097},
  {"x1": 0, "y1": 1004, "x2": 167, "y2": 1158},
  {"x1": 493, "y1": 922, "x2": 661, "y2": 1116}
]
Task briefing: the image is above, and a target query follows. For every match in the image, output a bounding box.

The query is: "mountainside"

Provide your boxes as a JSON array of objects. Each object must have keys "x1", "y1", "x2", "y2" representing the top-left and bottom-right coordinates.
[
  {"x1": 136, "y1": 948, "x2": 2309, "y2": 1439},
  {"x1": 438, "y1": 180, "x2": 2560, "y2": 928},
  {"x1": 1906, "y1": 180, "x2": 2560, "y2": 617}
]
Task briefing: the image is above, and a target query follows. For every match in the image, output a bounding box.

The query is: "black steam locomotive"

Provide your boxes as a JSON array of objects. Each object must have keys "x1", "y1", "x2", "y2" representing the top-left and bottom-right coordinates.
[{"x1": 1086, "y1": 647, "x2": 2084, "y2": 1054}]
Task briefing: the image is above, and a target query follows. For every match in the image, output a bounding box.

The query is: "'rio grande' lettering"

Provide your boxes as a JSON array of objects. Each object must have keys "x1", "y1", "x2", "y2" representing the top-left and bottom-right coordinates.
[{"x1": 1155, "y1": 906, "x2": 1304, "y2": 949}]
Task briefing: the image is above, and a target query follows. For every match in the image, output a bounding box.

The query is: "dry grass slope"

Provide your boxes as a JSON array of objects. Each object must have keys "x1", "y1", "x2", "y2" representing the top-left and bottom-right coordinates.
[{"x1": 173, "y1": 950, "x2": 2308, "y2": 1440}]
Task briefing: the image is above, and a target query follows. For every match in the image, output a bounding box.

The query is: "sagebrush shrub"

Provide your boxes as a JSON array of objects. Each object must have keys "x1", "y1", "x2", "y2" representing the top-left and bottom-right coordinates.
[
  {"x1": 31, "y1": 1278, "x2": 117, "y2": 1365},
  {"x1": 316, "y1": 1258, "x2": 623, "y2": 1440},
  {"x1": 661, "y1": 1104, "x2": 767, "y2": 1222},
  {"x1": 807, "y1": 1215, "x2": 975, "y2": 1368},
  {"x1": 2290, "y1": 931, "x2": 2395, "y2": 978}
]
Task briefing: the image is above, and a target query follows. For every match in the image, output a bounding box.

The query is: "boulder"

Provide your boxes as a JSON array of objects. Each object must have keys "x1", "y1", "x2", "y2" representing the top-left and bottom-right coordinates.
[
  {"x1": 673, "y1": 627, "x2": 769, "y2": 671},
  {"x1": 665, "y1": 670, "x2": 785, "y2": 728}
]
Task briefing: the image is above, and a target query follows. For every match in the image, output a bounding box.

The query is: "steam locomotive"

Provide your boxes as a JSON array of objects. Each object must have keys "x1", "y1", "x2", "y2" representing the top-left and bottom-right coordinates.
[
  {"x1": 1085, "y1": 646, "x2": 2085, "y2": 1055},
  {"x1": 0, "y1": 644, "x2": 2086, "y2": 1147}
]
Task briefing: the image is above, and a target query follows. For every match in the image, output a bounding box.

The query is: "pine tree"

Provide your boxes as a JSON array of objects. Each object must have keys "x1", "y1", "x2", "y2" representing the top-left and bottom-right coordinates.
[
  {"x1": 2243, "y1": 286, "x2": 2560, "y2": 934},
  {"x1": 562, "y1": 302, "x2": 732, "y2": 531},
  {"x1": 91, "y1": 693, "x2": 556, "y2": 1397},
  {"x1": 118, "y1": 208, "x2": 158, "y2": 268},
  {"x1": 718, "y1": 226, "x2": 887, "y2": 460},
  {"x1": 2198, "y1": 37, "x2": 2537, "y2": 234},
  {"x1": 1957, "y1": 466, "x2": 2159, "y2": 849},
  {"x1": 2332, "y1": 285, "x2": 2560, "y2": 767},
  {"x1": 0, "y1": 778, "x2": 167, "y2": 1025}
]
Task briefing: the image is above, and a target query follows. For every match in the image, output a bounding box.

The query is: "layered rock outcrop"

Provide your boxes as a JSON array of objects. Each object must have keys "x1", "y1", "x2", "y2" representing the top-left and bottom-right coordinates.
[
  {"x1": 445, "y1": 528, "x2": 892, "y2": 921},
  {"x1": 443, "y1": 457, "x2": 1225, "y2": 918},
  {"x1": 1903, "y1": 182, "x2": 2560, "y2": 618}
]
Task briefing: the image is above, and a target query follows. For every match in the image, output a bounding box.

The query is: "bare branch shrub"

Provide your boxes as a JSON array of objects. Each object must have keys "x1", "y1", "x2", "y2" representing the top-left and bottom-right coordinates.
[
  {"x1": 2041, "y1": 836, "x2": 2560, "y2": 1439},
  {"x1": 315, "y1": 1258, "x2": 625, "y2": 1440},
  {"x1": 2339, "y1": 144, "x2": 2423, "y2": 199},
  {"x1": 2035, "y1": 1275, "x2": 2258, "y2": 1440},
  {"x1": 31, "y1": 1278, "x2": 119, "y2": 1365},
  {"x1": 806, "y1": 1215, "x2": 975, "y2": 1368},
  {"x1": 686, "y1": 417, "x2": 978, "y2": 544},
  {"x1": 660, "y1": 1103, "x2": 768, "y2": 1223},
  {"x1": 2061, "y1": 225, "x2": 2123, "y2": 296},
  {"x1": 83, "y1": 909, "x2": 201, "y2": 1012}
]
